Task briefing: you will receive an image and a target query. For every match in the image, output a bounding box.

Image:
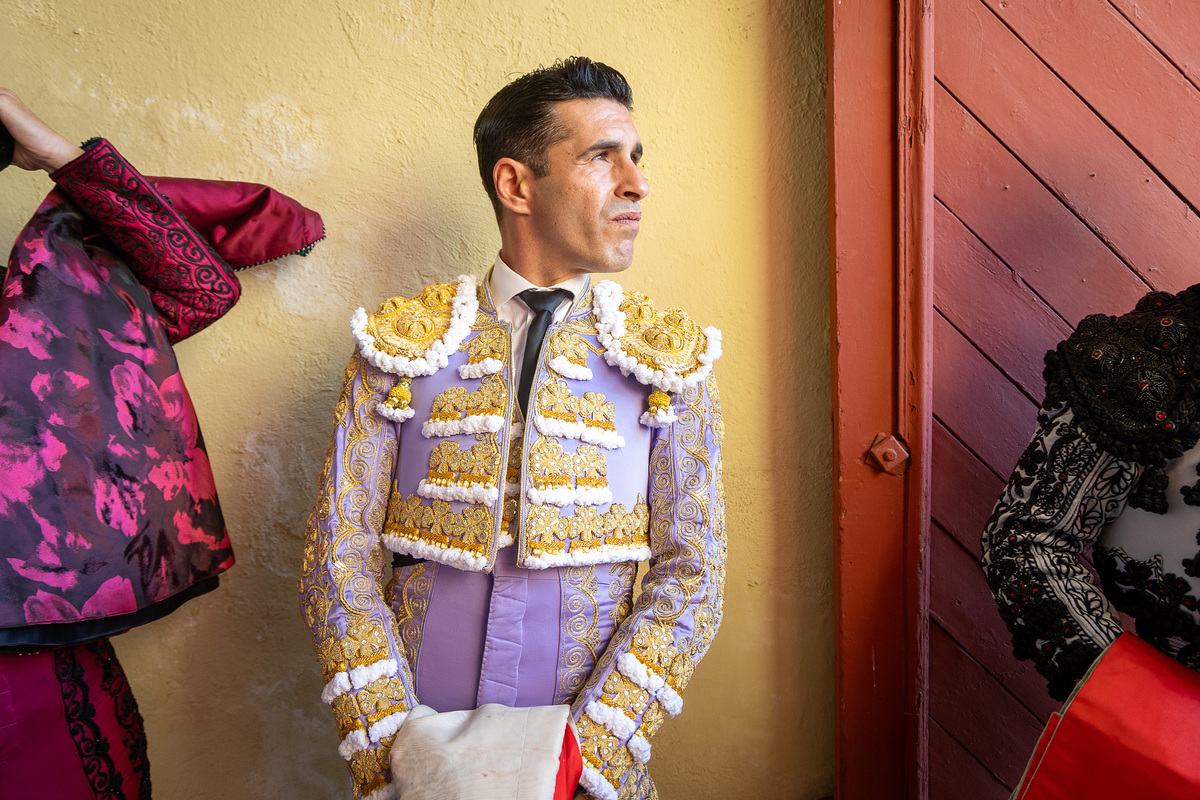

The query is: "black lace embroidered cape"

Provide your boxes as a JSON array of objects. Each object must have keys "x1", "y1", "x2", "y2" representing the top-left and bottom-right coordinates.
[{"x1": 1043, "y1": 284, "x2": 1200, "y2": 514}]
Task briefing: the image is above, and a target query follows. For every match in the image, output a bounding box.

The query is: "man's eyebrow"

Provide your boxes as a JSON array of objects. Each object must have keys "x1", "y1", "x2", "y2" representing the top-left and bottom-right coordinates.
[{"x1": 580, "y1": 140, "x2": 644, "y2": 160}]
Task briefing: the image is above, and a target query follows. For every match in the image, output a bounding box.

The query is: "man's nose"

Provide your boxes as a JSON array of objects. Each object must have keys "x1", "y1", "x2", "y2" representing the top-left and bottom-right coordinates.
[{"x1": 621, "y1": 160, "x2": 649, "y2": 202}]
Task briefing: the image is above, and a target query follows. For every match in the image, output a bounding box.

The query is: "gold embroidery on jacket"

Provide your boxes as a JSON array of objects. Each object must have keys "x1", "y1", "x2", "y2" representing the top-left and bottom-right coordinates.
[
  {"x1": 526, "y1": 438, "x2": 609, "y2": 492},
  {"x1": 619, "y1": 762, "x2": 658, "y2": 800},
  {"x1": 547, "y1": 329, "x2": 590, "y2": 369},
  {"x1": 639, "y1": 699, "x2": 669, "y2": 740},
  {"x1": 366, "y1": 283, "x2": 456, "y2": 358},
  {"x1": 331, "y1": 692, "x2": 364, "y2": 738},
  {"x1": 523, "y1": 498, "x2": 650, "y2": 557},
  {"x1": 301, "y1": 353, "x2": 399, "y2": 692},
  {"x1": 560, "y1": 566, "x2": 601, "y2": 701},
  {"x1": 357, "y1": 674, "x2": 409, "y2": 725},
  {"x1": 428, "y1": 372, "x2": 508, "y2": 423},
  {"x1": 630, "y1": 623, "x2": 679, "y2": 673},
  {"x1": 393, "y1": 562, "x2": 434, "y2": 671},
  {"x1": 680, "y1": 379, "x2": 726, "y2": 665},
  {"x1": 609, "y1": 562, "x2": 637, "y2": 629},
  {"x1": 348, "y1": 736, "x2": 394, "y2": 798},
  {"x1": 385, "y1": 493, "x2": 496, "y2": 556},
  {"x1": 343, "y1": 618, "x2": 390, "y2": 671},
  {"x1": 601, "y1": 671, "x2": 651, "y2": 720},
  {"x1": 535, "y1": 378, "x2": 619, "y2": 433},
  {"x1": 464, "y1": 326, "x2": 507, "y2": 364},
  {"x1": 424, "y1": 438, "x2": 501, "y2": 488},
  {"x1": 577, "y1": 715, "x2": 633, "y2": 786},
  {"x1": 618, "y1": 291, "x2": 709, "y2": 377}
]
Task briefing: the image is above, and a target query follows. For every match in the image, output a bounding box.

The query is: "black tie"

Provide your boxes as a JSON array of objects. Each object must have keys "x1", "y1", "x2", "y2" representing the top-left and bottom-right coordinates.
[{"x1": 517, "y1": 288, "x2": 573, "y2": 416}]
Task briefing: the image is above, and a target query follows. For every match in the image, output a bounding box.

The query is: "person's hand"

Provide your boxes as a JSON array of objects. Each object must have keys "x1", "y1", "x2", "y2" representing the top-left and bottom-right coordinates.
[{"x1": 0, "y1": 88, "x2": 82, "y2": 173}]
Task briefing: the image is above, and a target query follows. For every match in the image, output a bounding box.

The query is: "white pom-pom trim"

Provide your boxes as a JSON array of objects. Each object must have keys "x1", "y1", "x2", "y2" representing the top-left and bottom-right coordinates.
[
  {"x1": 377, "y1": 403, "x2": 416, "y2": 423},
  {"x1": 338, "y1": 729, "x2": 369, "y2": 759},
  {"x1": 579, "y1": 425, "x2": 625, "y2": 450},
  {"x1": 417, "y1": 481, "x2": 500, "y2": 505},
  {"x1": 533, "y1": 415, "x2": 623, "y2": 450},
  {"x1": 579, "y1": 764, "x2": 617, "y2": 800},
  {"x1": 532, "y1": 414, "x2": 585, "y2": 441},
  {"x1": 585, "y1": 700, "x2": 636, "y2": 740},
  {"x1": 368, "y1": 708, "x2": 409, "y2": 742},
  {"x1": 527, "y1": 486, "x2": 577, "y2": 507},
  {"x1": 382, "y1": 533, "x2": 489, "y2": 572},
  {"x1": 421, "y1": 413, "x2": 505, "y2": 438},
  {"x1": 617, "y1": 653, "x2": 683, "y2": 716},
  {"x1": 592, "y1": 280, "x2": 722, "y2": 394},
  {"x1": 523, "y1": 543, "x2": 651, "y2": 570},
  {"x1": 524, "y1": 483, "x2": 615, "y2": 507},
  {"x1": 458, "y1": 358, "x2": 503, "y2": 379},
  {"x1": 549, "y1": 355, "x2": 593, "y2": 380},
  {"x1": 639, "y1": 406, "x2": 677, "y2": 428},
  {"x1": 497, "y1": 531, "x2": 515, "y2": 548},
  {"x1": 321, "y1": 671, "x2": 351, "y2": 704},
  {"x1": 350, "y1": 658, "x2": 398, "y2": 691},
  {"x1": 575, "y1": 486, "x2": 614, "y2": 506},
  {"x1": 351, "y1": 274, "x2": 479, "y2": 378},
  {"x1": 628, "y1": 732, "x2": 652, "y2": 764},
  {"x1": 362, "y1": 783, "x2": 397, "y2": 800}
]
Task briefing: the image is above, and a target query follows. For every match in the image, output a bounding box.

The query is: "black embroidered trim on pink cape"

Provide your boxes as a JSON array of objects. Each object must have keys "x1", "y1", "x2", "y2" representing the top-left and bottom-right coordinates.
[
  {"x1": 54, "y1": 642, "x2": 127, "y2": 800},
  {"x1": 1043, "y1": 284, "x2": 1200, "y2": 513}
]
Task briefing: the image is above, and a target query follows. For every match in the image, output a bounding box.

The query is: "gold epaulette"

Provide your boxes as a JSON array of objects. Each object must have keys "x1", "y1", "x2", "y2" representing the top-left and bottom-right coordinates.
[
  {"x1": 592, "y1": 280, "x2": 723, "y2": 394},
  {"x1": 350, "y1": 275, "x2": 480, "y2": 381},
  {"x1": 363, "y1": 282, "x2": 459, "y2": 359}
]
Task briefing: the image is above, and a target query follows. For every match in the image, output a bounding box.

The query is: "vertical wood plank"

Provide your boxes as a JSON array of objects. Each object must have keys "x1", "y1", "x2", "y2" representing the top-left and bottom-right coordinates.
[
  {"x1": 929, "y1": 621, "x2": 1045, "y2": 788},
  {"x1": 933, "y1": 311, "x2": 1037, "y2": 476},
  {"x1": 931, "y1": 421, "x2": 1006, "y2": 557},
  {"x1": 931, "y1": 523, "x2": 1061, "y2": 721},
  {"x1": 934, "y1": 83, "x2": 1149, "y2": 325},
  {"x1": 980, "y1": 0, "x2": 1200, "y2": 209},
  {"x1": 937, "y1": 0, "x2": 1200, "y2": 292},
  {"x1": 930, "y1": 719, "x2": 1012, "y2": 800},
  {"x1": 933, "y1": 200, "x2": 1073, "y2": 397},
  {"x1": 1110, "y1": 0, "x2": 1200, "y2": 90}
]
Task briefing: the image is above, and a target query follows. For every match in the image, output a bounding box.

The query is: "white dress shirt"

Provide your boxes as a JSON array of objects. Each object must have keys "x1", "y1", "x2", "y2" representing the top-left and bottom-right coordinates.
[{"x1": 488, "y1": 254, "x2": 588, "y2": 380}]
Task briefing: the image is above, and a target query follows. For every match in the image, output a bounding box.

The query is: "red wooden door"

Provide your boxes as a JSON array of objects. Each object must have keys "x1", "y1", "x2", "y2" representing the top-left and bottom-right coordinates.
[{"x1": 930, "y1": 0, "x2": 1200, "y2": 795}]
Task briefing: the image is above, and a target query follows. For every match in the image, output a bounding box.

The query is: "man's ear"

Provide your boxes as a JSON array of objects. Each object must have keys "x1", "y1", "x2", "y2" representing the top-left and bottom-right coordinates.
[{"x1": 494, "y1": 157, "x2": 534, "y2": 217}]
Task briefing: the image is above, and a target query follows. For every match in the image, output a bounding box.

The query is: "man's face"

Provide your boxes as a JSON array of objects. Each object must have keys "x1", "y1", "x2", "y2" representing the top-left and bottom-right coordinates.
[{"x1": 526, "y1": 98, "x2": 649, "y2": 276}]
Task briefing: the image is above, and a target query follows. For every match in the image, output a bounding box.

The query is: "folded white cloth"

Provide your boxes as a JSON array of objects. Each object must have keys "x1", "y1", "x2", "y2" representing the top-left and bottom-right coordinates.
[{"x1": 390, "y1": 703, "x2": 570, "y2": 800}]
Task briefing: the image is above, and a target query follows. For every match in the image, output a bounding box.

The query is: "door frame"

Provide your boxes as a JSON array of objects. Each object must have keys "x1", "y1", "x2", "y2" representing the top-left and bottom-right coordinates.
[{"x1": 827, "y1": 0, "x2": 932, "y2": 796}]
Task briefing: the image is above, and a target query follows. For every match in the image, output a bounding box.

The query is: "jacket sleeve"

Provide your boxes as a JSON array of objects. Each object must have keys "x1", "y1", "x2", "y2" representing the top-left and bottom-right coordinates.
[
  {"x1": 50, "y1": 138, "x2": 241, "y2": 343},
  {"x1": 298, "y1": 351, "x2": 417, "y2": 800},
  {"x1": 570, "y1": 371, "x2": 727, "y2": 800},
  {"x1": 980, "y1": 400, "x2": 1136, "y2": 700}
]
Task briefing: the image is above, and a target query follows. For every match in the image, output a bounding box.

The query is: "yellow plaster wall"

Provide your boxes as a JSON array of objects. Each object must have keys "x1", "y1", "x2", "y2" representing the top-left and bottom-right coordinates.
[{"x1": 0, "y1": 1, "x2": 831, "y2": 797}]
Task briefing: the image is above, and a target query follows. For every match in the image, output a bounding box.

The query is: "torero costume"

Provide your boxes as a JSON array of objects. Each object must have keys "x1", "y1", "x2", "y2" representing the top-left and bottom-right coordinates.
[
  {"x1": 0, "y1": 137, "x2": 322, "y2": 796},
  {"x1": 982, "y1": 285, "x2": 1200, "y2": 700},
  {"x1": 298, "y1": 268, "x2": 726, "y2": 800}
]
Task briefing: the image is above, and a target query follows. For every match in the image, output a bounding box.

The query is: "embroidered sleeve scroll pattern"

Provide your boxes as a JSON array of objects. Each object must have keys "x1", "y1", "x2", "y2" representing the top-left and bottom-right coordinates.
[
  {"x1": 981, "y1": 402, "x2": 1137, "y2": 701},
  {"x1": 52, "y1": 139, "x2": 241, "y2": 343},
  {"x1": 299, "y1": 351, "x2": 416, "y2": 800},
  {"x1": 570, "y1": 372, "x2": 725, "y2": 800}
]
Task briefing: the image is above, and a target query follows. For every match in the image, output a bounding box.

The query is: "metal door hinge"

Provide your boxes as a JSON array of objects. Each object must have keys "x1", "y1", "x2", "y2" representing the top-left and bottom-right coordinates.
[{"x1": 868, "y1": 433, "x2": 910, "y2": 475}]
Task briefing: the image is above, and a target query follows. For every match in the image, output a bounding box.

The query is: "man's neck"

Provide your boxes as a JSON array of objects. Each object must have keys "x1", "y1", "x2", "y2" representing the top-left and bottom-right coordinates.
[{"x1": 497, "y1": 245, "x2": 587, "y2": 287}]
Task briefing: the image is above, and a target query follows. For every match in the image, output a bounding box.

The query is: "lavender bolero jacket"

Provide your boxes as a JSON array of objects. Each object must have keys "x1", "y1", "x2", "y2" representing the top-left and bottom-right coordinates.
[{"x1": 299, "y1": 274, "x2": 726, "y2": 800}]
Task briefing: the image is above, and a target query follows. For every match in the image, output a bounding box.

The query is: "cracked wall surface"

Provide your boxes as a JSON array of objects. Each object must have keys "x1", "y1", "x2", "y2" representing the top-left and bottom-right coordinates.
[{"x1": 0, "y1": 1, "x2": 832, "y2": 796}]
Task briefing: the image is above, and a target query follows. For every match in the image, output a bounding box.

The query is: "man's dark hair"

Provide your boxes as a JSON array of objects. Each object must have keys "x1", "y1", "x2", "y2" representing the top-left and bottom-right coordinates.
[{"x1": 474, "y1": 56, "x2": 633, "y2": 220}]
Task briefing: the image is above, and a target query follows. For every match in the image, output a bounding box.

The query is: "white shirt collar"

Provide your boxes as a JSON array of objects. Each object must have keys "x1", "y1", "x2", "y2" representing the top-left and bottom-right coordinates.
[{"x1": 488, "y1": 254, "x2": 589, "y2": 315}]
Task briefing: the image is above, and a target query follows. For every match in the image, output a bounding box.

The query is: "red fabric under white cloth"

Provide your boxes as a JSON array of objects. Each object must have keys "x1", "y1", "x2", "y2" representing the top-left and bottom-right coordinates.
[{"x1": 390, "y1": 703, "x2": 582, "y2": 800}]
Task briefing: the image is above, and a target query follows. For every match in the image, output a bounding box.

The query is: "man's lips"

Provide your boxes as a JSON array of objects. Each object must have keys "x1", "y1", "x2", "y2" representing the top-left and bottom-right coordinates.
[{"x1": 610, "y1": 211, "x2": 642, "y2": 228}]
